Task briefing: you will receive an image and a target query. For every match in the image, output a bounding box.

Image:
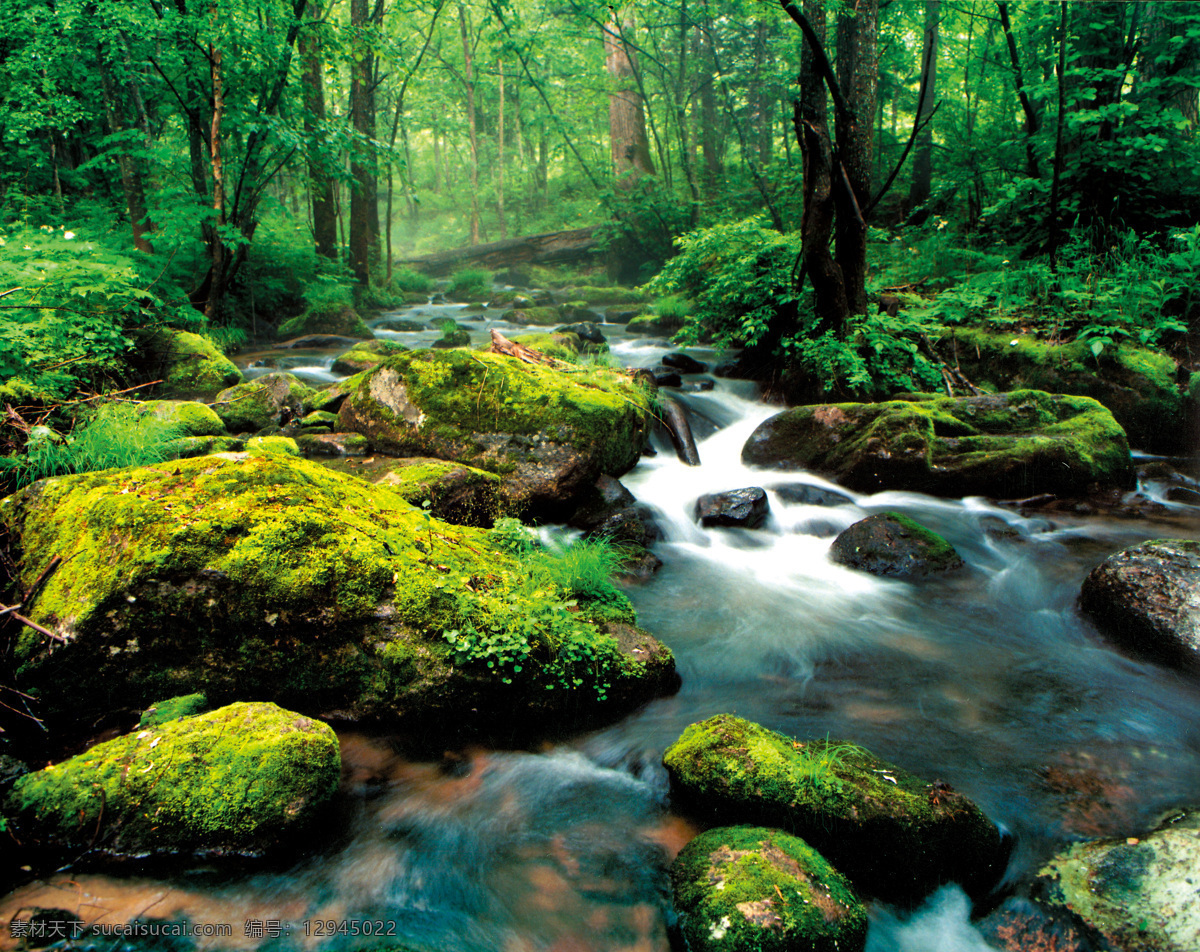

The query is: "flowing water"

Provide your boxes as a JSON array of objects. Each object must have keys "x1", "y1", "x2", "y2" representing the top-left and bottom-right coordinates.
[{"x1": 5, "y1": 305, "x2": 1200, "y2": 952}]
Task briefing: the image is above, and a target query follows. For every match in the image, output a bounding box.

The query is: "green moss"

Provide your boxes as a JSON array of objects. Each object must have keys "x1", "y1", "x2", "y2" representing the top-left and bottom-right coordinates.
[
  {"x1": 137, "y1": 401, "x2": 228, "y2": 437},
  {"x1": 1, "y1": 454, "x2": 673, "y2": 726},
  {"x1": 1189, "y1": 372, "x2": 1200, "y2": 403},
  {"x1": 138, "y1": 692, "x2": 210, "y2": 727},
  {"x1": 6, "y1": 701, "x2": 339, "y2": 854},
  {"x1": 663, "y1": 714, "x2": 1008, "y2": 902},
  {"x1": 373, "y1": 457, "x2": 503, "y2": 526},
  {"x1": 331, "y1": 341, "x2": 409, "y2": 376},
  {"x1": 146, "y1": 330, "x2": 243, "y2": 398},
  {"x1": 671, "y1": 826, "x2": 867, "y2": 952},
  {"x1": 278, "y1": 305, "x2": 371, "y2": 339},
  {"x1": 502, "y1": 306, "x2": 560, "y2": 326},
  {"x1": 212, "y1": 373, "x2": 323, "y2": 433},
  {"x1": 564, "y1": 286, "x2": 648, "y2": 305},
  {"x1": 247, "y1": 435, "x2": 301, "y2": 457}
]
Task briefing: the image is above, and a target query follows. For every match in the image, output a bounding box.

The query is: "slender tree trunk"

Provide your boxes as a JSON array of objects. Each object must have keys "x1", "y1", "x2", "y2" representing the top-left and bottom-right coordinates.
[
  {"x1": 753, "y1": 21, "x2": 773, "y2": 167},
  {"x1": 349, "y1": 0, "x2": 378, "y2": 284},
  {"x1": 605, "y1": 7, "x2": 655, "y2": 189},
  {"x1": 698, "y1": 23, "x2": 721, "y2": 190},
  {"x1": 1047, "y1": 1, "x2": 1069, "y2": 264},
  {"x1": 674, "y1": 0, "x2": 700, "y2": 225},
  {"x1": 998, "y1": 1, "x2": 1042, "y2": 178},
  {"x1": 459, "y1": 3, "x2": 480, "y2": 244},
  {"x1": 497, "y1": 58, "x2": 507, "y2": 239},
  {"x1": 909, "y1": 0, "x2": 939, "y2": 210},
  {"x1": 205, "y1": 19, "x2": 227, "y2": 323},
  {"x1": 97, "y1": 45, "x2": 154, "y2": 253},
  {"x1": 300, "y1": 1, "x2": 337, "y2": 260}
]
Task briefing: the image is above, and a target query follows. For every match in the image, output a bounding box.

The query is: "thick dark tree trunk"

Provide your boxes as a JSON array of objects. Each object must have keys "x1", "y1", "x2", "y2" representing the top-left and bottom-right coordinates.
[
  {"x1": 349, "y1": 0, "x2": 378, "y2": 283},
  {"x1": 300, "y1": 1, "x2": 337, "y2": 260},
  {"x1": 459, "y1": 2, "x2": 480, "y2": 244},
  {"x1": 909, "y1": 0, "x2": 938, "y2": 210},
  {"x1": 605, "y1": 8, "x2": 655, "y2": 189}
]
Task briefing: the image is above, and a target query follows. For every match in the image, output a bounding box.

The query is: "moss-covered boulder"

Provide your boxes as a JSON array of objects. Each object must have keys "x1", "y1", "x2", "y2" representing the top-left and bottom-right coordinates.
[
  {"x1": 138, "y1": 692, "x2": 210, "y2": 727},
  {"x1": 212, "y1": 373, "x2": 323, "y2": 433},
  {"x1": 829, "y1": 512, "x2": 965, "y2": 578},
  {"x1": 562, "y1": 286, "x2": 648, "y2": 305},
  {"x1": 1036, "y1": 807, "x2": 1200, "y2": 952},
  {"x1": 278, "y1": 303, "x2": 372, "y2": 340},
  {"x1": 1080, "y1": 539, "x2": 1200, "y2": 667},
  {"x1": 336, "y1": 350, "x2": 652, "y2": 517},
  {"x1": 4, "y1": 702, "x2": 339, "y2": 856},
  {"x1": 136, "y1": 400, "x2": 228, "y2": 437},
  {"x1": 663, "y1": 714, "x2": 1009, "y2": 903},
  {"x1": 742, "y1": 390, "x2": 1133, "y2": 499},
  {"x1": 164, "y1": 435, "x2": 245, "y2": 459},
  {"x1": 295, "y1": 432, "x2": 370, "y2": 457},
  {"x1": 502, "y1": 306, "x2": 561, "y2": 326},
  {"x1": 937, "y1": 328, "x2": 1186, "y2": 452},
  {"x1": 512, "y1": 331, "x2": 593, "y2": 360},
  {"x1": 331, "y1": 340, "x2": 410, "y2": 376},
  {"x1": 371, "y1": 457, "x2": 503, "y2": 527},
  {"x1": 671, "y1": 826, "x2": 867, "y2": 952},
  {"x1": 145, "y1": 329, "x2": 243, "y2": 397},
  {"x1": 626, "y1": 312, "x2": 685, "y2": 336},
  {"x1": 0, "y1": 454, "x2": 674, "y2": 731}
]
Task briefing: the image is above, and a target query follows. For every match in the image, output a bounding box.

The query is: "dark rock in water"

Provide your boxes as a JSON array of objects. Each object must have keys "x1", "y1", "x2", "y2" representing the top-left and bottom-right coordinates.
[
  {"x1": 604, "y1": 307, "x2": 642, "y2": 324},
  {"x1": 772, "y1": 483, "x2": 853, "y2": 507},
  {"x1": 1035, "y1": 806, "x2": 1200, "y2": 952},
  {"x1": 662, "y1": 352, "x2": 708, "y2": 374},
  {"x1": 1165, "y1": 486, "x2": 1200, "y2": 505},
  {"x1": 373, "y1": 318, "x2": 428, "y2": 333},
  {"x1": 555, "y1": 321, "x2": 607, "y2": 345},
  {"x1": 617, "y1": 549, "x2": 663, "y2": 583},
  {"x1": 277, "y1": 334, "x2": 365, "y2": 350},
  {"x1": 671, "y1": 825, "x2": 868, "y2": 952},
  {"x1": 569, "y1": 475, "x2": 659, "y2": 547},
  {"x1": 659, "y1": 395, "x2": 701, "y2": 466},
  {"x1": 742, "y1": 390, "x2": 1134, "y2": 499},
  {"x1": 558, "y1": 303, "x2": 602, "y2": 323},
  {"x1": 1080, "y1": 539, "x2": 1200, "y2": 665},
  {"x1": 663, "y1": 714, "x2": 1011, "y2": 904},
  {"x1": 681, "y1": 379, "x2": 715, "y2": 392},
  {"x1": 830, "y1": 513, "x2": 965, "y2": 578},
  {"x1": 695, "y1": 488, "x2": 769, "y2": 529},
  {"x1": 652, "y1": 369, "x2": 682, "y2": 388}
]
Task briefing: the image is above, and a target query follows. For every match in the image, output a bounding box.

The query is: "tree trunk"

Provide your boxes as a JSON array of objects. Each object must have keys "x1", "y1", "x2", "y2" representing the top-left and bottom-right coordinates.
[
  {"x1": 300, "y1": 1, "x2": 337, "y2": 260},
  {"x1": 204, "y1": 18, "x2": 227, "y2": 324},
  {"x1": 909, "y1": 0, "x2": 938, "y2": 210},
  {"x1": 605, "y1": 7, "x2": 655, "y2": 190},
  {"x1": 833, "y1": 0, "x2": 878, "y2": 316},
  {"x1": 698, "y1": 23, "x2": 721, "y2": 190},
  {"x1": 497, "y1": 58, "x2": 507, "y2": 239},
  {"x1": 753, "y1": 21, "x2": 774, "y2": 167},
  {"x1": 96, "y1": 44, "x2": 154, "y2": 254},
  {"x1": 349, "y1": 0, "x2": 378, "y2": 284},
  {"x1": 997, "y1": 1, "x2": 1042, "y2": 179},
  {"x1": 459, "y1": 3, "x2": 480, "y2": 244}
]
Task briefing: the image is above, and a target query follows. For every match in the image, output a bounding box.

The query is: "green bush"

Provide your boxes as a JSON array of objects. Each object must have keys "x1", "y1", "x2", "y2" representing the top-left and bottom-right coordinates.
[
  {"x1": 391, "y1": 267, "x2": 433, "y2": 294},
  {"x1": 447, "y1": 268, "x2": 491, "y2": 300}
]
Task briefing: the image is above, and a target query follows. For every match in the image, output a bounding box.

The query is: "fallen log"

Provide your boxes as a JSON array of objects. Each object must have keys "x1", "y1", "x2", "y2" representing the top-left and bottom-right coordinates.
[
  {"x1": 400, "y1": 226, "x2": 599, "y2": 277},
  {"x1": 490, "y1": 329, "x2": 557, "y2": 366}
]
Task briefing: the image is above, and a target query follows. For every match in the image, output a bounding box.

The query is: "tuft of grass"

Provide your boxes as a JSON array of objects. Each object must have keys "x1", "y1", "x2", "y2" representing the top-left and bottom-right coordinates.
[
  {"x1": 447, "y1": 267, "x2": 491, "y2": 301},
  {"x1": 391, "y1": 267, "x2": 433, "y2": 294},
  {"x1": 530, "y1": 536, "x2": 629, "y2": 602}
]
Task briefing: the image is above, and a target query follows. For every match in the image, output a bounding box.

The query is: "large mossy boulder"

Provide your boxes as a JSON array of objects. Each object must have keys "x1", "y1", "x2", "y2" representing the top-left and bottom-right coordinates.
[
  {"x1": 212, "y1": 372, "x2": 323, "y2": 433},
  {"x1": 371, "y1": 457, "x2": 503, "y2": 527},
  {"x1": 670, "y1": 826, "x2": 867, "y2": 952},
  {"x1": 937, "y1": 328, "x2": 1185, "y2": 453},
  {"x1": 1036, "y1": 807, "x2": 1200, "y2": 952},
  {"x1": 1080, "y1": 539, "x2": 1200, "y2": 666},
  {"x1": 336, "y1": 350, "x2": 652, "y2": 517},
  {"x1": 145, "y1": 329, "x2": 243, "y2": 397},
  {"x1": 502, "y1": 306, "x2": 561, "y2": 326},
  {"x1": 136, "y1": 400, "x2": 229, "y2": 437},
  {"x1": 829, "y1": 512, "x2": 964, "y2": 578},
  {"x1": 4, "y1": 702, "x2": 339, "y2": 857},
  {"x1": 331, "y1": 339, "x2": 410, "y2": 376},
  {"x1": 278, "y1": 303, "x2": 372, "y2": 340},
  {"x1": 0, "y1": 454, "x2": 674, "y2": 732},
  {"x1": 742, "y1": 390, "x2": 1133, "y2": 499},
  {"x1": 663, "y1": 715, "x2": 1009, "y2": 903}
]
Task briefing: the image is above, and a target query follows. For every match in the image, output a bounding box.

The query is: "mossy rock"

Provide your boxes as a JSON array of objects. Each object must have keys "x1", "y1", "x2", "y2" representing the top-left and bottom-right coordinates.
[
  {"x1": 430, "y1": 322, "x2": 472, "y2": 348},
  {"x1": 829, "y1": 512, "x2": 965, "y2": 578},
  {"x1": 299, "y1": 410, "x2": 341, "y2": 428},
  {"x1": 562, "y1": 286, "x2": 648, "y2": 305},
  {"x1": 375, "y1": 318, "x2": 428, "y2": 333},
  {"x1": 1036, "y1": 807, "x2": 1200, "y2": 952},
  {"x1": 337, "y1": 350, "x2": 652, "y2": 517},
  {"x1": 136, "y1": 400, "x2": 228, "y2": 437},
  {"x1": 671, "y1": 825, "x2": 867, "y2": 952},
  {"x1": 295, "y1": 432, "x2": 371, "y2": 457},
  {"x1": 937, "y1": 328, "x2": 1185, "y2": 453},
  {"x1": 278, "y1": 304, "x2": 372, "y2": 340},
  {"x1": 163, "y1": 435, "x2": 246, "y2": 459},
  {"x1": 502, "y1": 306, "x2": 561, "y2": 326},
  {"x1": 0, "y1": 454, "x2": 675, "y2": 732},
  {"x1": 212, "y1": 373, "x2": 323, "y2": 433},
  {"x1": 511, "y1": 331, "x2": 601, "y2": 360},
  {"x1": 5, "y1": 702, "x2": 339, "y2": 856},
  {"x1": 663, "y1": 714, "x2": 1009, "y2": 903},
  {"x1": 372, "y1": 457, "x2": 504, "y2": 527},
  {"x1": 144, "y1": 329, "x2": 243, "y2": 398},
  {"x1": 138, "y1": 692, "x2": 210, "y2": 727},
  {"x1": 246, "y1": 435, "x2": 301, "y2": 457},
  {"x1": 626, "y1": 312, "x2": 684, "y2": 336},
  {"x1": 331, "y1": 340, "x2": 410, "y2": 376},
  {"x1": 742, "y1": 390, "x2": 1133, "y2": 499}
]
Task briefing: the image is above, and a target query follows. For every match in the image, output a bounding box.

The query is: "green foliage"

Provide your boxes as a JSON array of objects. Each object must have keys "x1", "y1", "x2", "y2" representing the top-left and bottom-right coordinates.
[
  {"x1": 447, "y1": 268, "x2": 491, "y2": 300},
  {"x1": 0, "y1": 402, "x2": 187, "y2": 489},
  {"x1": 487, "y1": 517, "x2": 541, "y2": 556},
  {"x1": 390, "y1": 267, "x2": 433, "y2": 295}
]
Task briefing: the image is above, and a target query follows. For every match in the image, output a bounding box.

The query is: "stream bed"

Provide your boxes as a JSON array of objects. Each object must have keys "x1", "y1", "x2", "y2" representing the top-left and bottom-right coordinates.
[{"x1": 4, "y1": 304, "x2": 1200, "y2": 952}]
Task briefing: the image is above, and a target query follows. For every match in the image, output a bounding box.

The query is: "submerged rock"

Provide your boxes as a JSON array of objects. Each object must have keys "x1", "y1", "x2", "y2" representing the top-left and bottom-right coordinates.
[
  {"x1": 671, "y1": 825, "x2": 867, "y2": 952},
  {"x1": 742, "y1": 390, "x2": 1133, "y2": 499},
  {"x1": 212, "y1": 372, "x2": 323, "y2": 433},
  {"x1": 694, "y1": 488, "x2": 770, "y2": 529},
  {"x1": 0, "y1": 454, "x2": 674, "y2": 732},
  {"x1": 663, "y1": 714, "x2": 1009, "y2": 904},
  {"x1": 1036, "y1": 807, "x2": 1200, "y2": 952},
  {"x1": 4, "y1": 702, "x2": 339, "y2": 857},
  {"x1": 829, "y1": 512, "x2": 964, "y2": 578},
  {"x1": 336, "y1": 350, "x2": 652, "y2": 517},
  {"x1": 1080, "y1": 539, "x2": 1200, "y2": 666}
]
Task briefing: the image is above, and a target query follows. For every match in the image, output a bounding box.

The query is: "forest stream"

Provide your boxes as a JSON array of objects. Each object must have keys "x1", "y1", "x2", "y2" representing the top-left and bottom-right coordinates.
[{"x1": 3, "y1": 304, "x2": 1200, "y2": 952}]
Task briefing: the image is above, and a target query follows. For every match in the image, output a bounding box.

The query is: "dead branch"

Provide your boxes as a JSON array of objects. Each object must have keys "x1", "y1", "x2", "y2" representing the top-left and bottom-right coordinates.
[{"x1": 489, "y1": 329, "x2": 557, "y2": 366}]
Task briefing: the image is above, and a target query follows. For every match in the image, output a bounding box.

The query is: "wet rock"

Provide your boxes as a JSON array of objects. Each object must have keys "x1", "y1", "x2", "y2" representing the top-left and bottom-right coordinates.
[
  {"x1": 617, "y1": 549, "x2": 663, "y2": 583},
  {"x1": 663, "y1": 714, "x2": 1010, "y2": 903},
  {"x1": 558, "y1": 303, "x2": 602, "y2": 324},
  {"x1": 1080, "y1": 539, "x2": 1200, "y2": 665},
  {"x1": 373, "y1": 319, "x2": 428, "y2": 333},
  {"x1": 336, "y1": 350, "x2": 651, "y2": 518},
  {"x1": 742, "y1": 390, "x2": 1134, "y2": 499},
  {"x1": 295, "y1": 432, "x2": 371, "y2": 457},
  {"x1": 662, "y1": 352, "x2": 708, "y2": 374},
  {"x1": 569, "y1": 475, "x2": 660, "y2": 547},
  {"x1": 626, "y1": 313, "x2": 684, "y2": 336},
  {"x1": 771, "y1": 484, "x2": 852, "y2": 507},
  {"x1": 4, "y1": 702, "x2": 340, "y2": 857},
  {"x1": 1036, "y1": 807, "x2": 1200, "y2": 952},
  {"x1": 212, "y1": 372, "x2": 323, "y2": 433},
  {"x1": 503, "y1": 306, "x2": 561, "y2": 326},
  {"x1": 604, "y1": 306, "x2": 643, "y2": 324},
  {"x1": 682, "y1": 379, "x2": 715, "y2": 392},
  {"x1": 652, "y1": 368, "x2": 683, "y2": 388},
  {"x1": 1165, "y1": 486, "x2": 1200, "y2": 505},
  {"x1": 671, "y1": 826, "x2": 867, "y2": 952},
  {"x1": 829, "y1": 513, "x2": 965, "y2": 578},
  {"x1": 695, "y1": 488, "x2": 770, "y2": 529},
  {"x1": 555, "y1": 321, "x2": 607, "y2": 345},
  {"x1": 372, "y1": 457, "x2": 503, "y2": 527}
]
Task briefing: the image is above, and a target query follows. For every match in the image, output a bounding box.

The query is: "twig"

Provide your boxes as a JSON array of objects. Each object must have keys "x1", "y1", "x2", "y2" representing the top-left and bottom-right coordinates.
[
  {"x1": 0, "y1": 286, "x2": 24, "y2": 300},
  {"x1": 58, "y1": 381, "x2": 164, "y2": 407},
  {"x1": 22, "y1": 555, "x2": 62, "y2": 607},
  {"x1": 0, "y1": 604, "x2": 67, "y2": 643}
]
